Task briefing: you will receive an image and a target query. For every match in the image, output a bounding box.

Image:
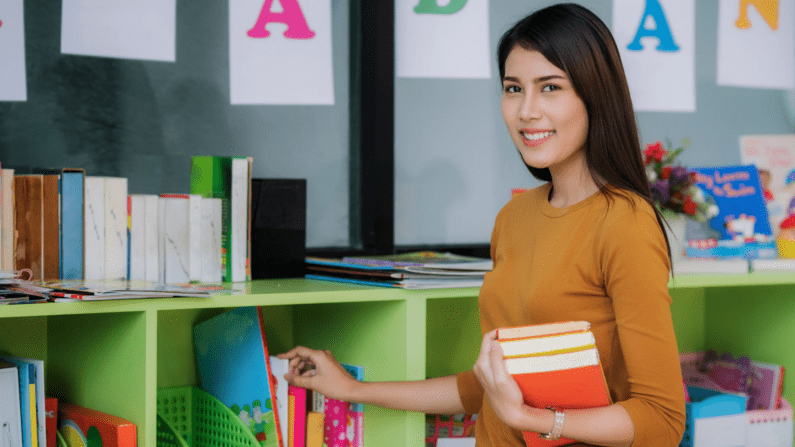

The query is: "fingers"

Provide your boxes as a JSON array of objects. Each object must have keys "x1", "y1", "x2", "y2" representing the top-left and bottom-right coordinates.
[{"x1": 489, "y1": 341, "x2": 510, "y2": 384}]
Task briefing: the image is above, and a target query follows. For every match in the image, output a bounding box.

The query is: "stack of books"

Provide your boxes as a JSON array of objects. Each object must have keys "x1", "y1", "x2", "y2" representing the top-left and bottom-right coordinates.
[{"x1": 305, "y1": 251, "x2": 493, "y2": 289}]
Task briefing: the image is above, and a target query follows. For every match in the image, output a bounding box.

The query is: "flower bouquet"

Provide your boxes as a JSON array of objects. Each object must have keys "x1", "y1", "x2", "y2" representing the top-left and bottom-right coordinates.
[{"x1": 644, "y1": 138, "x2": 718, "y2": 222}]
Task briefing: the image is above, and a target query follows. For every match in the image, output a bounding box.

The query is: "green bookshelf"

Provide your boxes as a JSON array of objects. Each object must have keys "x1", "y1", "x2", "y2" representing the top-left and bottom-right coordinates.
[{"x1": 1, "y1": 274, "x2": 794, "y2": 446}]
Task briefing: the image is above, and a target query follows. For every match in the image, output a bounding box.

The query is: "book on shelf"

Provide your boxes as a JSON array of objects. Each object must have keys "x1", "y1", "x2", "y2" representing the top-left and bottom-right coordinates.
[
  {"x1": 341, "y1": 363, "x2": 364, "y2": 447},
  {"x1": 496, "y1": 320, "x2": 611, "y2": 447},
  {"x1": 0, "y1": 355, "x2": 36, "y2": 447},
  {"x1": 739, "y1": 134, "x2": 795, "y2": 231},
  {"x1": 305, "y1": 411, "x2": 324, "y2": 447},
  {"x1": 0, "y1": 360, "x2": 23, "y2": 447},
  {"x1": 1, "y1": 168, "x2": 15, "y2": 272},
  {"x1": 750, "y1": 258, "x2": 795, "y2": 272},
  {"x1": 14, "y1": 174, "x2": 44, "y2": 280},
  {"x1": 40, "y1": 280, "x2": 212, "y2": 301},
  {"x1": 104, "y1": 177, "x2": 129, "y2": 281},
  {"x1": 159, "y1": 194, "x2": 191, "y2": 285},
  {"x1": 41, "y1": 174, "x2": 59, "y2": 282},
  {"x1": 673, "y1": 258, "x2": 749, "y2": 275},
  {"x1": 45, "y1": 398, "x2": 57, "y2": 447},
  {"x1": 270, "y1": 356, "x2": 289, "y2": 446},
  {"x1": 143, "y1": 195, "x2": 160, "y2": 282},
  {"x1": 58, "y1": 402, "x2": 136, "y2": 447},
  {"x1": 188, "y1": 194, "x2": 202, "y2": 282},
  {"x1": 190, "y1": 155, "x2": 252, "y2": 283},
  {"x1": 686, "y1": 165, "x2": 777, "y2": 260},
  {"x1": 128, "y1": 195, "x2": 147, "y2": 281},
  {"x1": 193, "y1": 306, "x2": 284, "y2": 447},
  {"x1": 200, "y1": 197, "x2": 223, "y2": 283},
  {"x1": 84, "y1": 177, "x2": 106, "y2": 281},
  {"x1": 341, "y1": 251, "x2": 493, "y2": 272},
  {"x1": 288, "y1": 384, "x2": 307, "y2": 447},
  {"x1": 1, "y1": 354, "x2": 45, "y2": 447},
  {"x1": 749, "y1": 360, "x2": 785, "y2": 411}
]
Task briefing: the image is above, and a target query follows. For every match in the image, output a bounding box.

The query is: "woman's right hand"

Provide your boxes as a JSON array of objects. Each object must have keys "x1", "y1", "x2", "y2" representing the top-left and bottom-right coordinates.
[{"x1": 276, "y1": 346, "x2": 360, "y2": 402}]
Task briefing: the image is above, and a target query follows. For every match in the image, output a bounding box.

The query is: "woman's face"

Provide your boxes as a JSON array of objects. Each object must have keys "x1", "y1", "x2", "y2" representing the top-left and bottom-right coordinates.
[{"x1": 501, "y1": 47, "x2": 589, "y2": 177}]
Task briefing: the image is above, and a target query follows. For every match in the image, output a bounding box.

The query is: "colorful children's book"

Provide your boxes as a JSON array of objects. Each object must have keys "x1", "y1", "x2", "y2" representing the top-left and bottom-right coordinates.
[
  {"x1": 288, "y1": 385, "x2": 307, "y2": 447},
  {"x1": 496, "y1": 321, "x2": 611, "y2": 447},
  {"x1": 45, "y1": 398, "x2": 57, "y2": 447},
  {"x1": 748, "y1": 360, "x2": 785, "y2": 411},
  {"x1": 1, "y1": 354, "x2": 45, "y2": 447},
  {"x1": 341, "y1": 363, "x2": 364, "y2": 447},
  {"x1": 193, "y1": 306, "x2": 284, "y2": 447},
  {"x1": 58, "y1": 403, "x2": 136, "y2": 447},
  {"x1": 323, "y1": 397, "x2": 347, "y2": 447},
  {"x1": 686, "y1": 165, "x2": 778, "y2": 259},
  {"x1": 269, "y1": 356, "x2": 289, "y2": 447},
  {"x1": 739, "y1": 135, "x2": 795, "y2": 231}
]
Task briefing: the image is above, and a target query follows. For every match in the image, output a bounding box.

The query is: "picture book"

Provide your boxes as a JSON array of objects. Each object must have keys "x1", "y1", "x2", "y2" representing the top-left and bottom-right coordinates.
[
  {"x1": 748, "y1": 360, "x2": 785, "y2": 411},
  {"x1": 269, "y1": 356, "x2": 289, "y2": 447},
  {"x1": 686, "y1": 165, "x2": 778, "y2": 259},
  {"x1": 496, "y1": 321, "x2": 611, "y2": 447},
  {"x1": 0, "y1": 360, "x2": 23, "y2": 447},
  {"x1": 1, "y1": 353, "x2": 45, "y2": 447},
  {"x1": 288, "y1": 385, "x2": 307, "y2": 447},
  {"x1": 323, "y1": 397, "x2": 347, "y2": 447},
  {"x1": 341, "y1": 363, "x2": 364, "y2": 447},
  {"x1": 193, "y1": 306, "x2": 284, "y2": 447},
  {"x1": 58, "y1": 402, "x2": 136, "y2": 447},
  {"x1": 45, "y1": 398, "x2": 57, "y2": 447},
  {"x1": 739, "y1": 135, "x2": 795, "y2": 231}
]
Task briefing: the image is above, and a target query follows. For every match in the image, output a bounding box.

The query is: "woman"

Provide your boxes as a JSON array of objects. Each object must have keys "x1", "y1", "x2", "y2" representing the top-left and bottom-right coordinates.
[{"x1": 278, "y1": 4, "x2": 686, "y2": 446}]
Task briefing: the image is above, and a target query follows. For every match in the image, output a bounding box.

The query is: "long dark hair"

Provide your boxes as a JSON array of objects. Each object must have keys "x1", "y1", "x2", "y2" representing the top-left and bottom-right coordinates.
[{"x1": 497, "y1": 3, "x2": 672, "y2": 266}]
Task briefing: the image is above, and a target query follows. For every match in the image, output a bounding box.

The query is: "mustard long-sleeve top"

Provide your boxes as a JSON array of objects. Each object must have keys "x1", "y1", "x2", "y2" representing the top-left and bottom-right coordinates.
[{"x1": 457, "y1": 183, "x2": 686, "y2": 447}]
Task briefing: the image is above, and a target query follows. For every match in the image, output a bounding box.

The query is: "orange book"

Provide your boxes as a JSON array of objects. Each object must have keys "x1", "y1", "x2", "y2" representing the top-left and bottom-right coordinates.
[
  {"x1": 305, "y1": 412, "x2": 324, "y2": 447},
  {"x1": 497, "y1": 321, "x2": 611, "y2": 447},
  {"x1": 58, "y1": 403, "x2": 137, "y2": 447}
]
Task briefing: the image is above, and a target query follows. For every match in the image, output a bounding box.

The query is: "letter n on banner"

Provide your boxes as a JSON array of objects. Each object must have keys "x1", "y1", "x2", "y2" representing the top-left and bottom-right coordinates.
[
  {"x1": 0, "y1": 0, "x2": 27, "y2": 101},
  {"x1": 231, "y1": 0, "x2": 334, "y2": 104},
  {"x1": 614, "y1": 0, "x2": 695, "y2": 112},
  {"x1": 396, "y1": 0, "x2": 491, "y2": 78},
  {"x1": 717, "y1": 0, "x2": 795, "y2": 89}
]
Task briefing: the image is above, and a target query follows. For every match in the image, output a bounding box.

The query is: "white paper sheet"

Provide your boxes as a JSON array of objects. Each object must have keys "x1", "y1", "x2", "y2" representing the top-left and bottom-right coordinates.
[
  {"x1": 230, "y1": 0, "x2": 334, "y2": 105},
  {"x1": 396, "y1": 0, "x2": 491, "y2": 79},
  {"x1": 717, "y1": 0, "x2": 795, "y2": 89},
  {"x1": 0, "y1": 0, "x2": 27, "y2": 101},
  {"x1": 61, "y1": 0, "x2": 176, "y2": 62},
  {"x1": 614, "y1": 0, "x2": 695, "y2": 112}
]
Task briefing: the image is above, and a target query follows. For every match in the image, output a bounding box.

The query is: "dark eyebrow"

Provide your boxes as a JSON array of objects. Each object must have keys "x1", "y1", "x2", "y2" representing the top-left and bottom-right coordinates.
[{"x1": 501, "y1": 74, "x2": 566, "y2": 84}]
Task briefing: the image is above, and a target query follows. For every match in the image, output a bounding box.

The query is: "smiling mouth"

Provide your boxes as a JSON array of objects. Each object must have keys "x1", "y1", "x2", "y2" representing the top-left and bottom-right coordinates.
[{"x1": 521, "y1": 131, "x2": 555, "y2": 146}]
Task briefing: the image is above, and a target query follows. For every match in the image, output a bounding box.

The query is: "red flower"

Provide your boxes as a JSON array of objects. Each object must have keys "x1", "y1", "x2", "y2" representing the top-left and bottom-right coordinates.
[
  {"x1": 683, "y1": 196, "x2": 698, "y2": 215},
  {"x1": 644, "y1": 141, "x2": 668, "y2": 164},
  {"x1": 661, "y1": 166, "x2": 672, "y2": 180}
]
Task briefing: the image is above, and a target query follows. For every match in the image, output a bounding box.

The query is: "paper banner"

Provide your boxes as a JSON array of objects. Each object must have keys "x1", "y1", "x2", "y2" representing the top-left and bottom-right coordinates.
[
  {"x1": 230, "y1": 0, "x2": 334, "y2": 105},
  {"x1": 613, "y1": 0, "x2": 695, "y2": 112},
  {"x1": 0, "y1": 0, "x2": 27, "y2": 101},
  {"x1": 396, "y1": 0, "x2": 491, "y2": 79},
  {"x1": 61, "y1": 0, "x2": 176, "y2": 62},
  {"x1": 717, "y1": 0, "x2": 795, "y2": 89}
]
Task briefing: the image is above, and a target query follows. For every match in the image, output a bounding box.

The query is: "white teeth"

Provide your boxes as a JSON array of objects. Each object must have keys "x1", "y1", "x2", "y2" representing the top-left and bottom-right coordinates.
[{"x1": 523, "y1": 131, "x2": 554, "y2": 141}]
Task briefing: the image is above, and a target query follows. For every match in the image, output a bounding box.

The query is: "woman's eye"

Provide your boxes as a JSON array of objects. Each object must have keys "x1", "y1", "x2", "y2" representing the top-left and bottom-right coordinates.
[
  {"x1": 503, "y1": 85, "x2": 521, "y2": 94},
  {"x1": 541, "y1": 84, "x2": 560, "y2": 92}
]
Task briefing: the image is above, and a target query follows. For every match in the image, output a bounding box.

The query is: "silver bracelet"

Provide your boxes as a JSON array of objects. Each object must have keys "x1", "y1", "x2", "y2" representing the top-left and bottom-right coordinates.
[{"x1": 539, "y1": 407, "x2": 565, "y2": 440}]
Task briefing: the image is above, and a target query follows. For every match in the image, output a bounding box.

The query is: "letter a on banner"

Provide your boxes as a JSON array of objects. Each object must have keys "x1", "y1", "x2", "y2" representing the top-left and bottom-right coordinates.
[
  {"x1": 627, "y1": 0, "x2": 680, "y2": 51},
  {"x1": 248, "y1": 0, "x2": 315, "y2": 39},
  {"x1": 396, "y1": 0, "x2": 490, "y2": 78},
  {"x1": 717, "y1": 0, "x2": 794, "y2": 89},
  {"x1": 0, "y1": 0, "x2": 27, "y2": 101},
  {"x1": 231, "y1": 0, "x2": 333, "y2": 104},
  {"x1": 614, "y1": 0, "x2": 695, "y2": 112}
]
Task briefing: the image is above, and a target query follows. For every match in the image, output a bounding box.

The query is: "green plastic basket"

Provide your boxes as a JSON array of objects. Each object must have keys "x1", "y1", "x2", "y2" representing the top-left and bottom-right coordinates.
[
  {"x1": 157, "y1": 386, "x2": 261, "y2": 447},
  {"x1": 157, "y1": 414, "x2": 190, "y2": 447}
]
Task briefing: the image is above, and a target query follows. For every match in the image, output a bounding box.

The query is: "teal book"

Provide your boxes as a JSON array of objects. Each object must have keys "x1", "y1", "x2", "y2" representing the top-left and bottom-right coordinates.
[{"x1": 194, "y1": 306, "x2": 284, "y2": 447}]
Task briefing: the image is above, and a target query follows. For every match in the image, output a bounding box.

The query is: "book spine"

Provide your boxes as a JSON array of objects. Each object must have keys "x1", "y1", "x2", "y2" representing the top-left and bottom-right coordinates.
[
  {"x1": 41, "y1": 175, "x2": 59, "y2": 281},
  {"x1": 306, "y1": 412, "x2": 324, "y2": 447},
  {"x1": 200, "y1": 198, "x2": 223, "y2": 283},
  {"x1": 83, "y1": 177, "x2": 105, "y2": 281},
  {"x1": 60, "y1": 171, "x2": 84, "y2": 280},
  {"x1": 289, "y1": 385, "x2": 307, "y2": 447},
  {"x1": 189, "y1": 194, "x2": 202, "y2": 282},
  {"x1": 231, "y1": 158, "x2": 248, "y2": 282},
  {"x1": 161, "y1": 196, "x2": 190, "y2": 284},
  {"x1": 257, "y1": 307, "x2": 285, "y2": 447},
  {"x1": 323, "y1": 397, "x2": 347, "y2": 447},
  {"x1": 144, "y1": 195, "x2": 160, "y2": 282},
  {"x1": 104, "y1": 177, "x2": 128, "y2": 280},
  {"x1": 129, "y1": 195, "x2": 146, "y2": 281},
  {"x1": 14, "y1": 175, "x2": 44, "y2": 281},
  {"x1": 190, "y1": 156, "x2": 234, "y2": 282},
  {"x1": 1, "y1": 169, "x2": 15, "y2": 271}
]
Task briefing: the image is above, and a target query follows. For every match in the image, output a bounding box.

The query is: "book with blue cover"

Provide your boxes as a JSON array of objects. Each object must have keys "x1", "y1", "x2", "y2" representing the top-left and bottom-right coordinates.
[
  {"x1": 686, "y1": 165, "x2": 777, "y2": 259},
  {"x1": 193, "y1": 306, "x2": 284, "y2": 447},
  {"x1": 1, "y1": 354, "x2": 45, "y2": 447}
]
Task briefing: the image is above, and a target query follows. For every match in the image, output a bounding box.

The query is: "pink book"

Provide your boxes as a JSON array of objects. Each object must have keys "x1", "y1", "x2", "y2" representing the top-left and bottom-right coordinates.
[
  {"x1": 324, "y1": 397, "x2": 347, "y2": 447},
  {"x1": 289, "y1": 385, "x2": 307, "y2": 447}
]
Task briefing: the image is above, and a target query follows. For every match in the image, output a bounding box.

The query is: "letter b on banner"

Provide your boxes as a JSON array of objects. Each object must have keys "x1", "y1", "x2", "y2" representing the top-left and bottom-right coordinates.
[
  {"x1": 414, "y1": 0, "x2": 468, "y2": 15},
  {"x1": 248, "y1": 0, "x2": 315, "y2": 39},
  {"x1": 627, "y1": 0, "x2": 680, "y2": 51}
]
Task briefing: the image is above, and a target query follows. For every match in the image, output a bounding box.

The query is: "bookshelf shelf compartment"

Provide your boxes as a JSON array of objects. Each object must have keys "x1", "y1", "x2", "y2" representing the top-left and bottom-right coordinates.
[{"x1": 1, "y1": 275, "x2": 794, "y2": 446}]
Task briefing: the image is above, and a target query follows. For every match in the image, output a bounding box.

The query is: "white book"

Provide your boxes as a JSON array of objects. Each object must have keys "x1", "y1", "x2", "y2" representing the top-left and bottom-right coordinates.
[
  {"x1": 504, "y1": 347, "x2": 600, "y2": 375},
  {"x1": 499, "y1": 331, "x2": 596, "y2": 358},
  {"x1": 0, "y1": 361, "x2": 22, "y2": 447},
  {"x1": 201, "y1": 198, "x2": 223, "y2": 283},
  {"x1": 161, "y1": 195, "x2": 190, "y2": 284},
  {"x1": 497, "y1": 321, "x2": 590, "y2": 340},
  {"x1": 674, "y1": 258, "x2": 749, "y2": 275},
  {"x1": 1, "y1": 354, "x2": 44, "y2": 447},
  {"x1": 84, "y1": 176, "x2": 105, "y2": 280},
  {"x1": 230, "y1": 158, "x2": 249, "y2": 282},
  {"x1": 129, "y1": 195, "x2": 146, "y2": 281},
  {"x1": 189, "y1": 194, "x2": 202, "y2": 282},
  {"x1": 144, "y1": 195, "x2": 159, "y2": 282},
  {"x1": 1, "y1": 168, "x2": 14, "y2": 271},
  {"x1": 104, "y1": 177, "x2": 128, "y2": 280},
  {"x1": 751, "y1": 258, "x2": 795, "y2": 272}
]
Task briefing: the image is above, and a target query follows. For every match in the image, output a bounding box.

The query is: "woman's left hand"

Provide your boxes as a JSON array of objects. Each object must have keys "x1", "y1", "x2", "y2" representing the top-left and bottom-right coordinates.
[{"x1": 472, "y1": 329, "x2": 528, "y2": 429}]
